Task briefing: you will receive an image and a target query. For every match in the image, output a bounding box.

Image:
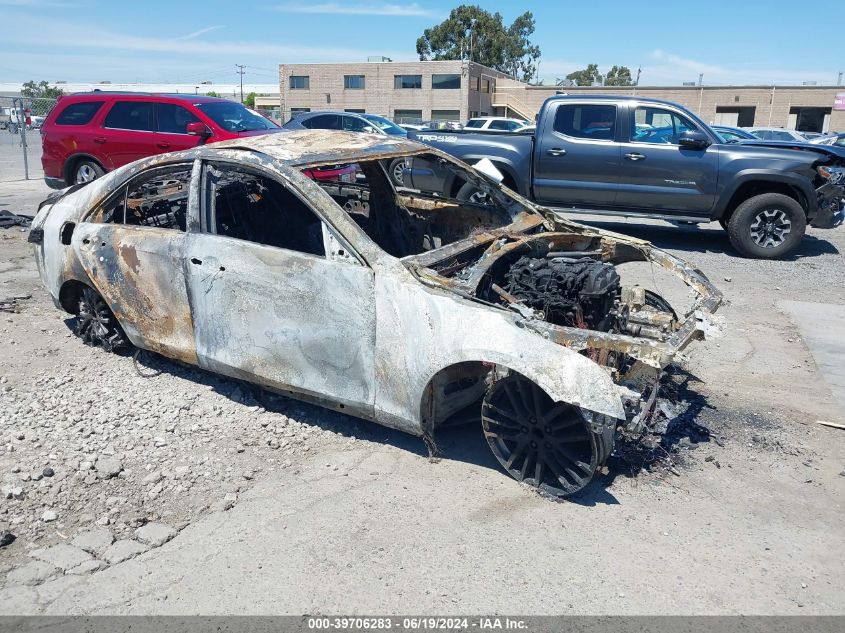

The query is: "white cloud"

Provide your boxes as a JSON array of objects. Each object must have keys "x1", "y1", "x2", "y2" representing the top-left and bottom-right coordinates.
[
  {"x1": 271, "y1": 2, "x2": 439, "y2": 17},
  {"x1": 0, "y1": 0, "x2": 82, "y2": 6},
  {"x1": 2, "y1": 13, "x2": 409, "y2": 61},
  {"x1": 175, "y1": 25, "x2": 224, "y2": 41}
]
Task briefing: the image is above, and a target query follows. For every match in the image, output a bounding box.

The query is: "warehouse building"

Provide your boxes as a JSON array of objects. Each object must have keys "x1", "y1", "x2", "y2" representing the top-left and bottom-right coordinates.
[
  {"x1": 278, "y1": 59, "x2": 514, "y2": 124},
  {"x1": 276, "y1": 60, "x2": 844, "y2": 133},
  {"x1": 490, "y1": 78, "x2": 845, "y2": 133}
]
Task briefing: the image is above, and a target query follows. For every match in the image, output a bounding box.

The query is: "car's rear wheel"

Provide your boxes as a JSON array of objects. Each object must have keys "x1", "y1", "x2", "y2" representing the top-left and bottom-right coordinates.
[
  {"x1": 481, "y1": 373, "x2": 612, "y2": 497},
  {"x1": 727, "y1": 193, "x2": 806, "y2": 259},
  {"x1": 73, "y1": 159, "x2": 104, "y2": 185},
  {"x1": 76, "y1": 286, "x2": 128, "y2": 352}
]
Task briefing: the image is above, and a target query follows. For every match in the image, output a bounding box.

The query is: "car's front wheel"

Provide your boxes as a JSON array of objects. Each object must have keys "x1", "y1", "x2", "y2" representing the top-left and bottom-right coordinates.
[
  {"x1": 76, "y1": 286, "x2": 128, "y2": 352},
  {"x1": 481, "y1": 373, "x2": 613, "y2": 497},
  {"x1": 727, "y1": 193, "x2": 806, "y2": 259},
  {"x1": 73, "y1": 159, "x2": 104, "y2": 185}
]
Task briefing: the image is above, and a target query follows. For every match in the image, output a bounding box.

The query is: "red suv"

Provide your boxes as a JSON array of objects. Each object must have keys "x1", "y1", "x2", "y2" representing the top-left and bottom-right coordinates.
[{"x1": 41, "y1": 93, "x2": 286, "y2": 189}]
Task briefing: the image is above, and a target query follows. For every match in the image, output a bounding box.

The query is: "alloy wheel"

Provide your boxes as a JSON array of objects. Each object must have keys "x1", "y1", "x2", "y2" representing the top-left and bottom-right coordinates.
[
  {"x1": 749, "y1": 208, "x2": 791, "y2": 248},
  {"x1": 76, "y1": 287, "x2": 126, "y2": 351},
  {"x1": 482, "y1": 374, "x2": 599, "y2": 497},
  {"x1": 75, "y1": 164, "x2": 98, "y2": 184}
]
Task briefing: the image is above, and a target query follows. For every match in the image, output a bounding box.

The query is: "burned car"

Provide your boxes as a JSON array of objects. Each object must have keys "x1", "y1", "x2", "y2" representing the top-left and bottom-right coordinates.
[{"x1": 29, "y1": 131, "x2": 722, "y2": 497}]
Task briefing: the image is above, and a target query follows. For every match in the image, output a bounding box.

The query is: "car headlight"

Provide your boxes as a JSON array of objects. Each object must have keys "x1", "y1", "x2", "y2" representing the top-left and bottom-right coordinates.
[{"x1": 817, "y1": 164, "x2": 845, "y2": 185}]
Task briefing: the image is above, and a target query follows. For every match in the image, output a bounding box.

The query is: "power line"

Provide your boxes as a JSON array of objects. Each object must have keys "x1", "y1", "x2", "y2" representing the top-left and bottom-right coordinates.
[{"x1": 235, "y1": 64, "x2": 246, "y2": 103}]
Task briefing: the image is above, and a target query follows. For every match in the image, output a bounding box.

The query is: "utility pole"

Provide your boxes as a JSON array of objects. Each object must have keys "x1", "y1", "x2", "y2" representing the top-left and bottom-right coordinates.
[{"x1": 235, "y1": 64, "x2": 246, "y2": 103}]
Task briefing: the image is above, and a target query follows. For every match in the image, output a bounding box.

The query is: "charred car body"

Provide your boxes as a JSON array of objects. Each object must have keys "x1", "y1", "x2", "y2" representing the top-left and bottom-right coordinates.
[{"x1": 29, "y1": 132, "x2": 722, "y2": 497}]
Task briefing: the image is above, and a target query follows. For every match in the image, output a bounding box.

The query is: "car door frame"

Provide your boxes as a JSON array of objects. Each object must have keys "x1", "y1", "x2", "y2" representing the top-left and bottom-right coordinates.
[
  {"x1": 184, "y1": 156, "x2": 378, "y2": 418},
  {"x1": 615, "y1": 100, "x2": 721, "y2": 216},
  {"x1": 71, "y1": 159, "x2": 201, "y2": 363},
  {"x1": 153, "y1": 102, "x2": 205, "y2": 154},
  {"x1": 532, "y1": 99, "x2": 623, "y2": 207},
  {"x1": 97, "y1": 98, "x2": 158, "y2": 169}
]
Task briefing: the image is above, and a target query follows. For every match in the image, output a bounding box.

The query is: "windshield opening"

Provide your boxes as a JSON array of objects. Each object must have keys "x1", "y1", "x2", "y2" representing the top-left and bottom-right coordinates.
[
  {"x1": 196, "y1": 102, "x2": 280, "y2": 132},
  {"x1": 301, "y1": 152, "x2": 533, "y2": 258},
  {"x1": 362, "y1": 114, "x2": 407, "y2": 136}
]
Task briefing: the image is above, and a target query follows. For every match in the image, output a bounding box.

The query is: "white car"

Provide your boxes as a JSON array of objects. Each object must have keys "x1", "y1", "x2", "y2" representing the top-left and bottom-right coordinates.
[
  {"x1": 464, "y1": 117, "x2": 528, "y2": 132},
  {"x1": 28, "y1": 131, "x2": 722, "y2": 498},
  {"x1": 744, "y1": 127, "x2": 811, "y2": 143}
]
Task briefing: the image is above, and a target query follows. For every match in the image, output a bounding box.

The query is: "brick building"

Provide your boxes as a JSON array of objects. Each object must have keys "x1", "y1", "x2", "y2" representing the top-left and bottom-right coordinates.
[{"x1": 278, "y1": 60, "x2": 514, "y2": 123}]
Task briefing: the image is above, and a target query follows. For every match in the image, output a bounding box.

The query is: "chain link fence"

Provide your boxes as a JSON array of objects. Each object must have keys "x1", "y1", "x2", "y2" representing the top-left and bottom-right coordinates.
[{"x1": 0, "y1": 96, "x2": 57, "y2": 182}]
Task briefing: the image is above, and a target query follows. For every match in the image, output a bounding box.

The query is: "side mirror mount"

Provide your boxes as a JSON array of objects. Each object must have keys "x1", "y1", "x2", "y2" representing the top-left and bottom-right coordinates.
[
  {"x1": 678, "y1": 130, "x2": 710, "y2": 149},
  {"x1": 186, "y1": 122, "x2": 212, "y2": 137}
]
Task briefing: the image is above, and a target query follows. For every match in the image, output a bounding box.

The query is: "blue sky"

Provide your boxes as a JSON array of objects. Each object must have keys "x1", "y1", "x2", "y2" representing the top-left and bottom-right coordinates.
[{"x1": 0, "y1": 0, "x2": 842, "y2": 86}]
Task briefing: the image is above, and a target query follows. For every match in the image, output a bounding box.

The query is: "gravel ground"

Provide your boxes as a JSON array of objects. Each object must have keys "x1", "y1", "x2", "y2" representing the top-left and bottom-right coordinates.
[{"x1": 0, "y1": 178, "x2": 843, "y2": 613}]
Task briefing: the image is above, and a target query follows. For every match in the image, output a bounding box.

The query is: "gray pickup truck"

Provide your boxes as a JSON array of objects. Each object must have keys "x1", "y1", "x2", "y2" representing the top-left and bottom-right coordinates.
[{"x1": 408, "y1": 95, "x2": 845, "y2": 258}]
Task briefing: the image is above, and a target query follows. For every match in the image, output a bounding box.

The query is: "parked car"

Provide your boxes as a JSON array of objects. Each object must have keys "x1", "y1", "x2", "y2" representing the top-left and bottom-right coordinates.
[
  {"x1": 410, "y1": 95, "x2": 845, "y2": 259},
  {"x1": 28, "y1": 130, "x2": 722, "y2": 498},
  {"x1": 744, "y1": 127, "x2": 811, "y2": 143},
  {"x1": 283, "y1": 111, "x2": 407, "y2": 137},
  {"x1": 513, "y1": 123, "x2": 536, "y2": 134},
  {"x1": 40, "y1": 92, "x2": 285, "y2": 189},
  {"x1": 711, "y1": 125, "x2": 756, "y2": 143},
  {"x1": 811, "y1": 132, "x2": 845, "y2": 147},
  {"x1": 464, "y1": 116, "x2": 528, "y2": 132},
  {"x1": 284, "y1": 111, "x2": 410, "y2": 183}
]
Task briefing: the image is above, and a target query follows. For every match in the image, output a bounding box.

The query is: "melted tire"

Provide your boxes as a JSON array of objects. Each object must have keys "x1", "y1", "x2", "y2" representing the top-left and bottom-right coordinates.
[
  {"x1": 482, "y1": 373, "x2": 612, "y2": 497},
  {"x1": 76, "y1": 286, "x2": 128, "y2": 352}
]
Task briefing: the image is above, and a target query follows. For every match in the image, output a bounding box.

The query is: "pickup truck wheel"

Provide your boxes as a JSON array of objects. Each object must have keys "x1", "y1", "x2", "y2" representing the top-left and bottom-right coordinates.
[
  {"x1": 388, "y1": 158, "x2": 406, "y2": 186},
  {"x1": 727, "y1": 193, "x2": 806, "y2": 259},
  {"x1": 456, "y1": 182, "x2": 491, "y2": 205},
  {"x1": 481, "y1": 373, "x2": 609, "y2": 497},
  {"x1": 73, "y1": 159, "x2": 104, "y2": 185}
]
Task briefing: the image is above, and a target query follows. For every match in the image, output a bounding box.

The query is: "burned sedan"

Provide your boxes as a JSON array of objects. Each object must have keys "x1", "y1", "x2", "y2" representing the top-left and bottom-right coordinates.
[{"x1": 29, "y1": 131, "x2": 722, "y2": 498}]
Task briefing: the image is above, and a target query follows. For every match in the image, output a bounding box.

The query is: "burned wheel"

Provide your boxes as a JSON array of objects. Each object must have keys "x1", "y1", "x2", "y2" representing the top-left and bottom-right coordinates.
[
  {"x1": 76, "y1": 286, "x2": 127, "y2": 352},
  {"x1": 482, "y1": 374, "x2": 610, "y2": 497}
]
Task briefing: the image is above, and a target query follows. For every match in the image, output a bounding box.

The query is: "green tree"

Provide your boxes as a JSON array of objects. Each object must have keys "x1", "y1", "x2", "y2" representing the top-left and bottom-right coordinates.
[
  {"x1": 21, "y1": 80, "x2": 64, "y2": 99},
  {"x1": 604, "y1": 65, "x2": 633, "y2": 86},
  {"x1": 243, "y1": 92, "x2": 256, "y2": 108},
  {"x1": 205, "y1": 90, "x2": 222, "y2": 98},
  {"x1": 565, "y1": 64, "x2": 603, "y2": 86},
  {"x1": 416, "y1": 5, "x2": 541, "y2": 82}
]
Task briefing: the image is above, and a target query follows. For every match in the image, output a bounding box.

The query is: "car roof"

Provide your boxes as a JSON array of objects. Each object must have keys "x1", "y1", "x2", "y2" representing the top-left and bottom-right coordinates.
[
  {"x1": 61, "y1": 92, "x2": 229, "y2": 104},
  {"x1": 468, "y1": 116, "x2": 523, "y2": 121},
  {"x1": 199, "y1": 129, "x2": 427, "y2": 166},
  {"x1": 545, "y1": 94, "x2": 688, "y2": 109},
  {"x1": 295, "y1": 110, "x2": 366, "y2": 117}
]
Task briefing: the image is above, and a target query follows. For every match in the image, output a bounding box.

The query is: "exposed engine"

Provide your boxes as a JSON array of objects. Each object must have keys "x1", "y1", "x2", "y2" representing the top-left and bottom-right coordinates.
[{"x1": 504, "y1": 255, "x2": 621, "y2": 331}]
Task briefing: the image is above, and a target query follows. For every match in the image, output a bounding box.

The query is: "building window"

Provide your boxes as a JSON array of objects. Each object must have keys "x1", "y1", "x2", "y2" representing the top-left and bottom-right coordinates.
[
  {"x1": 431, "y1": 109, "x2": 461, "y2": 121},
  {"x1": 472, "y1": 77, "x2": 480, "y2": 91},
  {"x1": 481, "y1": 79, "x2": 491, "y2": 93},
  {"x1": 394, "y1": 109, "x2": 423, "y2": 122},
  {"x1": 345, "y1": 108, "x2": 365, "y2": 113},
  {"x1": 394, "y1": 75, "x2": 422, "y2": 89},
  {"x1": 289, "y1": 76, "x2": 310, "y2": 90},
  {"x1": 432, "y1": 74, "x2": 461, "y2": 90},
  {"x1": 344, "y1": 75, "x2": 365, "y2": 90}
]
